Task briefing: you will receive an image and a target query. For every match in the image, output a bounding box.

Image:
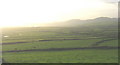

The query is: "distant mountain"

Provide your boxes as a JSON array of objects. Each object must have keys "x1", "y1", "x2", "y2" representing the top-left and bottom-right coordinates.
[
  {"x1": 42, "y1": 17, "x2": 118, "y2": 28},
  {"x1": 80, "y1": 17, "x2": 118, "y2": 28}
]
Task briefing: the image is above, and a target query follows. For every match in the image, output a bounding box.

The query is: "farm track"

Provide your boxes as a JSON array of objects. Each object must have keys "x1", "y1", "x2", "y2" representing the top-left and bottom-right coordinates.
[
  {"x1": 2, "y1": 39, "x2": 87, "y2": 45},
  {"x1": 2, "y1": 38, "x2": 116, "y2": 45},
  {"x1": 1, "y1": 42, "x2": 28, "y2": 45},
  {"x1": 2, "y1": 46, "x2": 119, "y2": 53},
  {"x1": 91, "y1": 39, "x2": 116, "y2": 46}
]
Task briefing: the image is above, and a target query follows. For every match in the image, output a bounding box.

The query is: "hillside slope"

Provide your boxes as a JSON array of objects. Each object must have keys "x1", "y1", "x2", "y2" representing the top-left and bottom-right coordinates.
[{"x1": 42, "y1": 17, "x2": 118, "y2": 28}]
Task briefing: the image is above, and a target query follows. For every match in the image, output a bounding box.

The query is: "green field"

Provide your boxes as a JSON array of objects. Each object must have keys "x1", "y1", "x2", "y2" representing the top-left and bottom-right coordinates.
[
  {"x1": 3, "y1": 50, "x2": 118, "y2": 63},
  {"x1": 2, "y1": 27, "x2": 118, "y2": 63}
]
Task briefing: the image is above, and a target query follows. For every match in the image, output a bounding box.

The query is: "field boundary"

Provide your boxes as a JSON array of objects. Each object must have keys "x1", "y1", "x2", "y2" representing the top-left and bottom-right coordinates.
[
  {"x1": 91, "y1": 39, "x2": 116, "y2": 46},
  {"x1": 2, "y1": 46, "x2": 119, "y2": 53}
]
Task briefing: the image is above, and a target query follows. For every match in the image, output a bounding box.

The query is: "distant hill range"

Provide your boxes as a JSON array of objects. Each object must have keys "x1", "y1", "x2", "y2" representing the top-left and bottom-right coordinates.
[{"x1": 41, "y1": 17, "x2": 118, "y2": 28}]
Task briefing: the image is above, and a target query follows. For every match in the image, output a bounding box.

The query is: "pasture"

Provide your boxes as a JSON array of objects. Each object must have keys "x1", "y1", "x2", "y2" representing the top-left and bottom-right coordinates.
[{"x1": 2, "y1": 27, "x2": 118, "y2": 63}]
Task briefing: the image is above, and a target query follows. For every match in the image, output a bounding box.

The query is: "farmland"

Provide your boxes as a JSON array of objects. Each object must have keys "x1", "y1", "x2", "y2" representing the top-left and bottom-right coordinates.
[
  {"x1": 2, "y1": 26, "x2": 118, "y2": 63},
  {"x1": 0, "y1": 0, "x2": 119, "y2": 63}
]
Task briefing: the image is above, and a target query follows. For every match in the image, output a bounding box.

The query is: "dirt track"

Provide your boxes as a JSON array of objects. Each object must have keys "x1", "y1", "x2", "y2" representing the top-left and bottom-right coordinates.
[
  {"x1": 2, "y1": 46, "x2": 119, "y2": 53},
  {"x1": 1, "y1": 39, "x2": 84, "y2": 45},
  {"x1": 91, "y1": 39, "x2": 116, "y2": 46},
  {"x1": 1, "y1": 42, "x2": 27, "y2": 45},
  {"x1": 2, "y1": 38, "x2": 116, "y2": 45}
]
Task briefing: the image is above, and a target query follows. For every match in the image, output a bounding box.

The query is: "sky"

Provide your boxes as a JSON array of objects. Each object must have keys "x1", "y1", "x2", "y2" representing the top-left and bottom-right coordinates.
[{"x1": 0, "y1": 0, "x2": 118, "y2": 27}]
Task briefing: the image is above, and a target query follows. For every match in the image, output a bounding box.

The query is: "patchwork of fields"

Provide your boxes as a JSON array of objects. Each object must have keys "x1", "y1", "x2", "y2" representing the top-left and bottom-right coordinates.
[{"x1": 2, "y1": 27, "x2": 118, "y2": 63}]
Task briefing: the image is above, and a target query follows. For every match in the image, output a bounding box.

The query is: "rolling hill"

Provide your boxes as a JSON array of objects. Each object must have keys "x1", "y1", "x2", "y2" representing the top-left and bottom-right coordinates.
[{"x1": 42, "y1": 17, "x2": 118, "y2": 28}]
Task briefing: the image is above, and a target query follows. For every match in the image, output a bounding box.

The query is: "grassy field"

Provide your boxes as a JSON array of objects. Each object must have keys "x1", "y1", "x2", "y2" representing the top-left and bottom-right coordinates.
[
  {"x1": 3, "y1": 50, "x2": 118, "y2": 63},
  {"x1": 3, "y1": 39, "x2": 102, "y2": 51},
  {"x1": 2, "y1": 27, "x2": 118, "y2": 63}
]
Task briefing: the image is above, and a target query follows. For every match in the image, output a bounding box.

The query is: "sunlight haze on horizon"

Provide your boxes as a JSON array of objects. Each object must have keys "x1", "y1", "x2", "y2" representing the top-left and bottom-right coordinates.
[{"x1": 0, "y1": 0, "x2": 118, "y2": 27}]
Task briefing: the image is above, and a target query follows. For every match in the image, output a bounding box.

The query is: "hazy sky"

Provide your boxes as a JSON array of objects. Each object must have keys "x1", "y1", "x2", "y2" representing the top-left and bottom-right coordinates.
[{"x1": 0, "y1": 0, "x2": 118, "y2": 27}]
